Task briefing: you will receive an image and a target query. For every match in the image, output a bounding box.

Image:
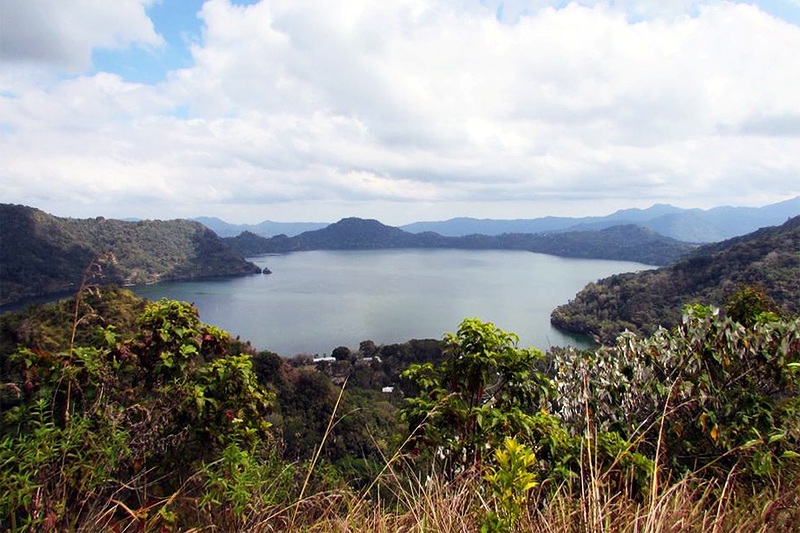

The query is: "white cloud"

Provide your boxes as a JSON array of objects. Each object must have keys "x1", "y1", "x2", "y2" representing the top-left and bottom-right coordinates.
[
  {"x1": 1, "y1": 0, "x2": 800, "y2": 224},
  {"x1": 0, "y1": 0, "x2": 162, "y2": 71}
]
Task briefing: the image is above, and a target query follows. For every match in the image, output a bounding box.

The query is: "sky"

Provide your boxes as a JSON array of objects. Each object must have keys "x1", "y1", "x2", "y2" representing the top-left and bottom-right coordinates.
[{"x1": 1, "y1": 0, "x2": 800, "y2": 225}]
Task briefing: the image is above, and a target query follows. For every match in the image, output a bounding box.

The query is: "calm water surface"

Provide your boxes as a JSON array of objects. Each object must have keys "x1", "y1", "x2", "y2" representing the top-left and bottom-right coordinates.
[{"x1": 131, "y1": 249, "x2": 653, "y2": 356}]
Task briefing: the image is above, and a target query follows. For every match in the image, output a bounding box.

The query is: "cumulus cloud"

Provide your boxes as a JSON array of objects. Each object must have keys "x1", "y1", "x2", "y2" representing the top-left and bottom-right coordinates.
[
  {"x1": 1, "y1": 0, "x2": 800, "y2": 223},
  {"x1": 0, "y1": 0, "x2": 162, "y2": 71}
]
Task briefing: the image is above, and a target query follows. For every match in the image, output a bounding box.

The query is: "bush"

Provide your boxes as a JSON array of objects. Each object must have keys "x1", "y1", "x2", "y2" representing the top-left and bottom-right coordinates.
[
  {"x1": 400, "y1": 318, "x2": 553, "y2": 476},
  {"x1": 0, "y1": 296, "x2": 275, "y2": 531},
  {"x1": 553, "y1": 303, "x2": 800, "y2": 481}
]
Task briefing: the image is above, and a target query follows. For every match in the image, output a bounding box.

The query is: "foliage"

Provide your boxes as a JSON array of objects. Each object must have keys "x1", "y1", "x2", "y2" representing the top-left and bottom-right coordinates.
[
  {"x1": 0, "y1": 203, "x2": 260, "y2": 305},
  {"x1": 0, "y1": 293, "x2": 274, "y2": 531},
  {"x1": 482, "y1": 437, "x2": 538, "y2": 532},
  {"x1": 261, "y1": 361, "x2": 403, "y2": 473},
  {"x1": 400, "y1": 318, "x2": 553, "y2": 476},
  {"x1": 0, "y1": 284, "x2": 145, "y2": 364},
  {"x1": 0, "y1": 398, "x2": 129, "y2": 531},
  {"x1": 553, "y1": 301, "x2": 800, "y2": 481},
  {"x1": 201, "y1": 442, "x2": 298, "y2": 524},
  {"x1": 724, "y1": 283, "x2": 781, "y2": 326},
  {"x1": 2, "y1": 275, "x2": 800, "y2": 530},
  {"x1": 399, "y1": 318, "x2": 653, "y2": 504}
]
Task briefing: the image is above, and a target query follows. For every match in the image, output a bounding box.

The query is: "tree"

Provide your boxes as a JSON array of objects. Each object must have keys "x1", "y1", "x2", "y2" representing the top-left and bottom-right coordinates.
[
  {"x1": 400, "y1": 318, "x2": 553, "y2": 475},
  {"x1": 332, "y1": 345, "x2": 352, "y2": 361},
  {"x1": 359, "y1": 340, "x2": 377, "y2": 357},
  {"x1": 724, "y1": 284, "x2": 780, "y2": 326}
]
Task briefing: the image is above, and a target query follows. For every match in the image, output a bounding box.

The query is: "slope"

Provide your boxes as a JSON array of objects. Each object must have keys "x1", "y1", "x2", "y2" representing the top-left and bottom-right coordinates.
[
  {"x1": 551, "y1": 216, "x2": 800, "y2": 343},
  {"x1": 0, "y1": 204, "x2": 262, "y2": 305}
]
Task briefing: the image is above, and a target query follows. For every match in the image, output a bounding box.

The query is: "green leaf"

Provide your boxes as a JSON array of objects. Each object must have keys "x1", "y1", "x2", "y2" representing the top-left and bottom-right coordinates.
[
  {"x1": 180, "y1": 343, "x2": 198, "y2": 356},
  {"x1": 767, "y1": 433, "x2": 786, "y2": 444}
]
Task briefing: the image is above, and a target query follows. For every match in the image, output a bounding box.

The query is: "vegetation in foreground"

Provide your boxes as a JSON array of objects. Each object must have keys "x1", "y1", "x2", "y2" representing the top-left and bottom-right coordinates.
[{"x1": 0, "y1": 276, "x2": 798, "y2": 531}]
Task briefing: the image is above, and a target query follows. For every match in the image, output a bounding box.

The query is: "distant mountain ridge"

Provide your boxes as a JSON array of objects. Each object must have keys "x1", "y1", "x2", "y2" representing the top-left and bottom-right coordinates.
[
  {"x1": 194, "y1": 216, "x2": 327, "y2": 238},
  {"x1": 400, "y1": 196, "x2": 800, "y2": 242},
  {"x1": 0, "y1": 204, "x2": 262, "y2": 306},
  {"x1": 550, "y1": 215, "x2": 800, "y2": 344},
  {"x1": 198, "y1": 196, "x2": 800, "y2": 243},
  {"x1": 224, "y1": 217, "x2": 695, "y2": 265}
]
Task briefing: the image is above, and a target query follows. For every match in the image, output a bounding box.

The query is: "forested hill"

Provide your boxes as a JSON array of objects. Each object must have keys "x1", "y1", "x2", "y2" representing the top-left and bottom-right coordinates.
[
  {"x1": 551, "y1": 215, "x2": 800, "y2": 344},
  {"x1": 225, "y1": 217, "x2": 695, "y2": 265},
  {"x1": 0, "y1": 204, "x2": 262, "y2": 305}
]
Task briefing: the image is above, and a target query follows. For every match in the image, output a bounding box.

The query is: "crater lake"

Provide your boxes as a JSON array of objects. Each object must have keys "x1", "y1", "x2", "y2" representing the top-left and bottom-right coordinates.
[{"x1": 131, "y1": 249, "x2": 654, "y2": 356}]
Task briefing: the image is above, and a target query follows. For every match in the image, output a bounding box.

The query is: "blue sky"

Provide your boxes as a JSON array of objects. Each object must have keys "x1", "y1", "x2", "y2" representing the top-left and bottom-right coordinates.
[
  {"x1": 90, "y1": 0, "x2": 262, "y2": 83},
  {"x1": 1, "y1": 0, "x2": 800, "y2": 224},
  {"x1": 89, "y1": 1, "x2": 205, "y2": 84}
]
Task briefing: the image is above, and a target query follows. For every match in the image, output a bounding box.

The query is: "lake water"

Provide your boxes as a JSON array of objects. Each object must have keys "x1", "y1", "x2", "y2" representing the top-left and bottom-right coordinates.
[{"x1": 128, "y1": 249, "x2": 652, "y2": 357}]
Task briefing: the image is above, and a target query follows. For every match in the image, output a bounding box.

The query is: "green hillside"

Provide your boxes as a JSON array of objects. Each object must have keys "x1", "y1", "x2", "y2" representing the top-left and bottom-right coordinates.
[
  {"x1": 0, "y1": 204, "x2": 262, "y2": 305},
  {"x1": 551, "y1": 215, "x2": 800, "y2": 343}
]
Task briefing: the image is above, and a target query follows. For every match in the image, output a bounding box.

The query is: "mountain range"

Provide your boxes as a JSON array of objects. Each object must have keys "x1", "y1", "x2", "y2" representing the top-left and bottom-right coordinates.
[
  {"x1": 194, "y1": 217, "x2": 328, "y2": 238},
  {"x1": 5, "y1": 198, "x2": 799, "y2": 309},
  {"x1": 199, "y1": 196, "x2": 800, "y2": 243},
  {"x1": 404, "y1": 196, "x2": 800, "y2": 241},
  {"x1": 223, "y1": 217, "x2": 695, "y2": 266}
]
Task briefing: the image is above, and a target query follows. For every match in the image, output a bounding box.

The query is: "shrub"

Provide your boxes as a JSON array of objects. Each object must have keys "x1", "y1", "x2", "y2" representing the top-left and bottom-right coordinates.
[
  {"x1": 0, "y1": 296, "x2": 275, "y2": 531},
  {"x1": 553, "y1": 304, "x2": 800, "y2": 481},
  {"x1": 400, "y1": 318, "x2": 553, "y2": 476}
]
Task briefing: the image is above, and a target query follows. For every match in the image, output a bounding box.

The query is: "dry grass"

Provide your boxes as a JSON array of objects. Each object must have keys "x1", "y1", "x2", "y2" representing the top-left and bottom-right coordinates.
[
  {"x1": 230, "y1": 474, "x2": 798, "y2": 533},
  {"x1": 70, "y1": 382, "x2": 799, "y2": 533},
  {"x1": 73, "y1": 460, "x2": 800, "y2": 533},
  {"x1": 69, "y1": 417, "x2": 800, "y2": 533}
]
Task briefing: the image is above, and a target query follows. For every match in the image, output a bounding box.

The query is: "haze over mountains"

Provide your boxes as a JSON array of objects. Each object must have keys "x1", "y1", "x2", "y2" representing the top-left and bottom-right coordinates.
[
  {"x1": 197, "y1": 196, "x2": 800, "y2": 242},
  {"x1": 193, "y1": 217, "x2": 328, "y2": 238},
  {"x1": 4, "y1": 196, "x2": 800, "y2": 307}
]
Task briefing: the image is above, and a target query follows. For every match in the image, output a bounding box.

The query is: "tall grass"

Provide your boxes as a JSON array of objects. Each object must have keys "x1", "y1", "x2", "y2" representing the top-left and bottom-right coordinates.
[{"x1": 71, "y1": 429, "x2": 799, "y2": 533}]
